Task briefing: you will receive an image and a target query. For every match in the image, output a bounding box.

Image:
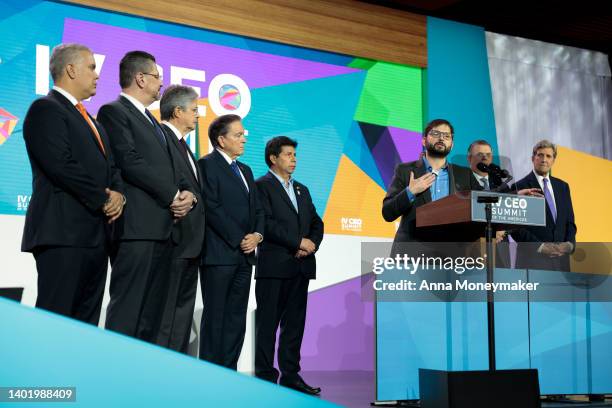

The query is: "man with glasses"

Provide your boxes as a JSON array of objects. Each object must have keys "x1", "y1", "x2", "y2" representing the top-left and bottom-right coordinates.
[
  {"x1": 382, "y1": 118, "x2": 472, "y2": 243},
  {"x1": 468, "y1": 140, "x2": 499, "y2": 191},
  {"x1": 157, "y1": 84, "x2": 205, "y2": 353},
  {"x1": 98, "y1": 51, "x2": 195, "y2": 342}
]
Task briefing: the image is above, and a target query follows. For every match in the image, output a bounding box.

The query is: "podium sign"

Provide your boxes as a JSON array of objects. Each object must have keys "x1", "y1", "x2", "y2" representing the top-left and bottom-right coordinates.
[{"x1": 470, "y1": 191, "x2": 545, "y2": 226}]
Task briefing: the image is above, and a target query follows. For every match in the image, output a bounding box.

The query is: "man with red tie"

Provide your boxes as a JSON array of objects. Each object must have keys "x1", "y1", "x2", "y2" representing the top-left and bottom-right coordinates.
[{"x1": 22, "y1": 43, "x2": 125, "y2": 324}]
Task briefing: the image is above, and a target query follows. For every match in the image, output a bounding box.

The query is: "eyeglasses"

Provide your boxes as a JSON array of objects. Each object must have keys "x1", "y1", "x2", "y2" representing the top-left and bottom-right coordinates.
[
  {"x1": 141, "y1": 72, "x2": 162, "y2": 80},
  {"x1": 428, "y1": 130, "x2": 453, "y2": 141}
]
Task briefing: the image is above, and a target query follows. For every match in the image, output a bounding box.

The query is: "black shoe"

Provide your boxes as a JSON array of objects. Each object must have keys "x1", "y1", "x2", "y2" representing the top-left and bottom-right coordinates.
[{"x1": 279, "y1": 378, "x2": 321, "y2": 395}]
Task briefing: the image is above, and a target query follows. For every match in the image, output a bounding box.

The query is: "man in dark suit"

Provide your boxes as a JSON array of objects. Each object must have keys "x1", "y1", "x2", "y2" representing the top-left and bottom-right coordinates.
[
  {"x1": 21, "y1": 43, "x2": 124, "y2": 324},
  {"x1": 157, "y1": 85, "x2": 205, "y2": 353},
  {"x1": 382, "y1": 119, "x2": 472, "y2": 243},
  {"x1": 467, "y1": 139, "x2": 502, "y2": 192},
  {"x1": 97, "y1": 51, "x2": 195, "y2": 342},
  {"x1": 255, "y1": 136, "x2": 324, "y2": 395},
  {"x1": 511, "y1": 140, "x2": 577, "y2": 271},
  {"x1": 198, "y1": 114, "x2": 264, "y2": 370}
]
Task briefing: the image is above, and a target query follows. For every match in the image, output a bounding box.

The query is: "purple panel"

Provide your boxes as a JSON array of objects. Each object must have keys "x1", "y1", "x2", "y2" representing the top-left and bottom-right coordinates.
[
  {"x1": 371, "y1": 129, "x2": 401, "y2": 187},
  {"x1": 388, "y1": 127, "x2": 422, "y2": 163},
  {"x1": 300, "y1": 276, "x2": 374, "y2": 371},
  {"x1": 62, "y1": 19, "x2": 360, "y2": 113}
]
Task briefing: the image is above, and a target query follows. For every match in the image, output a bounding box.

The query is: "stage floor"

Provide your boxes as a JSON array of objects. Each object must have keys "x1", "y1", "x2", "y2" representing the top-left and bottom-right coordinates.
[{"x1": 298, "y1": 371, "x2": 612, "y2": 408}]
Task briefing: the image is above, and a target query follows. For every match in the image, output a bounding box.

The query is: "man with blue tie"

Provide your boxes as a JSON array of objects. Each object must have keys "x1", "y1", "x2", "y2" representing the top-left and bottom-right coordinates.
[
  {"x1": 198, "y1": 114, "x2": 264, "y2": 369},
  {"x1": 511, "y1": 140, "x2": 577, "y2": 271},
  {"x1": 97, "y1": 51, "x2": 195, "y2": 342}
]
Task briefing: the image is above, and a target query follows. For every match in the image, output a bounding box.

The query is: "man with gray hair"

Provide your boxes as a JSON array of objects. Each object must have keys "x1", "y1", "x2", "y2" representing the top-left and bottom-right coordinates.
[
  {"x1": 156, "y1": 85, "x2": 205, "y2": 353},
  {"x1": 21, "y1": 43, "x2": 125, "y2": 324},
  {"x1": 511, "y1": 139, "x2": 577, "y2": 271}
]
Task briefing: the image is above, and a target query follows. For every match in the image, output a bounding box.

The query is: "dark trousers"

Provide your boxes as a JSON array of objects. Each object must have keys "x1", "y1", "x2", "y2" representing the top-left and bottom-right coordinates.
[
  {"x1": 199, "y1": 262, "x2": 252, "y2": 370},
  {"x1": 34, "y1": 245, "x2": 107, "y2": 325},
  {"x1": 157, "y1": 257, "x2": 199, "y2": 353},
  {"x1": 105, "y1": 239, "x2": 173, "y2": 342},
  {"x1": 255, "y1": 274, "x2": 309, "y2": 383}
]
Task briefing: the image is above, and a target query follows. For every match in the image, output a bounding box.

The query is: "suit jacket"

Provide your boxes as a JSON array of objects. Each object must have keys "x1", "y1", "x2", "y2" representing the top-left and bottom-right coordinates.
[
  {"x1": 21, "y1": 90, "x2": 123, "y2": 252},
  {"x1": 255, "y1": 172, "x2": 324, "y2": 279},
  {"x1": 382, "y1": 157, "x2": 473, "y2": 243},
  {"x1": 161, "y1": 124, "x2": 205, "y2": 259},
  {"x1": 469, "y1": 172, "x2": 513, "y2": 192},
  {"x1": 97, "y1": 96, "x2": 190, "y2": 241},
  {"x1": 511, "y1": 171, "x2": 577, "y2": 270},
  {"x1": 198, "y1": 150, "x2": 264, "y2": 266}
]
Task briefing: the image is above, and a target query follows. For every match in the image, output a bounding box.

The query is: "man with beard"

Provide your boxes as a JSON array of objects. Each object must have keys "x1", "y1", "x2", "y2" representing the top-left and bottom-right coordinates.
[
  {"x1": 98, "y1": 51, "x2": 194, "y2": 341},
  {"x1": 382, "y1": 118, "x2": 472, "y2": 243}
]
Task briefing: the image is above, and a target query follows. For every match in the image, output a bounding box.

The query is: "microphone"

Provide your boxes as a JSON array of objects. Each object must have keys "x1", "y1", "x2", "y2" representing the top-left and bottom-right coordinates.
[{"x1": 476, "y1": 162, "x2": 510, "y2": 179}]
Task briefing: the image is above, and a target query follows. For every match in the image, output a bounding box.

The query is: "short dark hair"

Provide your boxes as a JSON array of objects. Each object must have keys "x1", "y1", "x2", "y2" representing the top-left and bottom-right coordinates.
[
  {"x1": 424, "y1": 118, "x2": 454, "y2": 139},
  {"x1": 160, "y1": 85, "x2": 198, "y2": 121},
  {"x1": 265, "y1": 136, "x2": 298, "y2": 168},
  {"x1": 119, "y1": 50, "x2": 156, "y2": 89},
  {"x1": 467, "y1": 139, "x2": 492, "y2": 155},
  {"x1": 208, "y1": 114, "x2": 242, "y2": 148}
]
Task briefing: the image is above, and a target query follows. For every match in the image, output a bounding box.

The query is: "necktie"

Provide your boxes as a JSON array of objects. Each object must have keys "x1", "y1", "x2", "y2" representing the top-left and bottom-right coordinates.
[
  {"x1": 230, "y1": 161, "x2": 241, "y2": 178},
  {"x1": 481, "y1": 177, "x2": 489, "y2": 191},
  {"x1": 144, "y1": 109, "x2": 167, "y2": 147},
  {"x1": 179, "y1": 138, "x2": 197, "y2": 179},
  {"x1": 75, "y1": 102, "x2": 105, "y2": 155},
  {"x1": 543, "y1": 178, "x2": 557, "y2": 222}
]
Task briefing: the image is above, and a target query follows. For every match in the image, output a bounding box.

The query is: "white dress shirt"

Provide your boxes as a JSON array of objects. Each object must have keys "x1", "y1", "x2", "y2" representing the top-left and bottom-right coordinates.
[
  {"x1": 162, "y1": 121, "x2": 198, "y2": 180},
  {"x1": 472, "y1": 172, "x2": 490, "y2": 190},
  {"x1": 216, "y1": 148, "x2": 249, "y2": 192},
  {"x1": 532, "y1": 170, "x2": 557, "y2": 210},
  {"x1": 120, "y1": 92, "x2": 153, "y2": 124}
]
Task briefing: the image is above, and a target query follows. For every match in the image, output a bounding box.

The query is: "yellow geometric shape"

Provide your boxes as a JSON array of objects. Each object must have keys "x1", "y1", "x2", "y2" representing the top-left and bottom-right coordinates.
[
  {"x1": 195, "y1": 97, "x2": 214, "y2": 158},
  {"x1": 554, "y1": 146, "x2": 612, "y2": 242},
  {"x1": 323, "y1": 154, "x2": 396, "y2": 238}
]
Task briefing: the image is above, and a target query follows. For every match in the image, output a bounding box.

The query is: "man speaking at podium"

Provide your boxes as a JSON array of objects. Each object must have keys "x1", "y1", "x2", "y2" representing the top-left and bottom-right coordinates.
[{"x1": 382, "y1": 119, "x2": 472, "y2": 243}]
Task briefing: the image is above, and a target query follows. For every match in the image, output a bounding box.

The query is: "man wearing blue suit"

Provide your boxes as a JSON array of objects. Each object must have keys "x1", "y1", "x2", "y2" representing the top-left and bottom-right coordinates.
[
  {"x1": 198, "y1": 114, "x2": 264, "y2": 369},
  {"x1": 511, "y1": 140, "x2": 577, "y2": 271}
]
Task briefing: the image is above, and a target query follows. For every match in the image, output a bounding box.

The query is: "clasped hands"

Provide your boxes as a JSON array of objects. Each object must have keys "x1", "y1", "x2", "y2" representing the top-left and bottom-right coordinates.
[
  {"x1": 170, "y1": 190, "x2": 195, "y2": 218},
  {"x1": 295, "y1": 238, "x2": 316, "y2": 259},
  {"x1": 240, "y1": 233, "x2": 262, "y2": 254},
  {"x1": 540, "y1": 242, "x2": 572, "y2": 257},
  {"x1": 103, "y1": 188, "x2": 125, "y2": 223}
]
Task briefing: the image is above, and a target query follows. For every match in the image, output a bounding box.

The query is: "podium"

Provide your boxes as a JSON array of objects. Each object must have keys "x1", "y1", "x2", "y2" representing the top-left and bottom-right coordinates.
[{"x1": 416, "y1": 191, "x2": 545, "y2": 408}]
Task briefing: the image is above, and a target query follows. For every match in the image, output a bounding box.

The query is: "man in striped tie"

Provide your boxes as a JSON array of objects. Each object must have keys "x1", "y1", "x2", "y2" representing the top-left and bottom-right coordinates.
[{"x1": 511, "y1": 140, "x2": 577, "y2": 271}]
